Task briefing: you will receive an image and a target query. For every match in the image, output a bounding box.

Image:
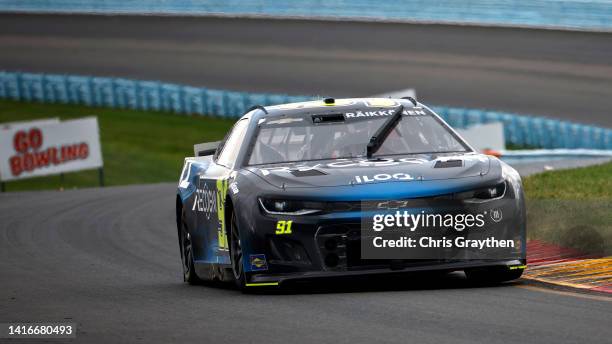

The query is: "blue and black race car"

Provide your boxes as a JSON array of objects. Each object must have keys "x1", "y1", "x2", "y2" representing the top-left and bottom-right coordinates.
[{"x1": 176, "y1": 97, "x2": 526, "y2": 289}]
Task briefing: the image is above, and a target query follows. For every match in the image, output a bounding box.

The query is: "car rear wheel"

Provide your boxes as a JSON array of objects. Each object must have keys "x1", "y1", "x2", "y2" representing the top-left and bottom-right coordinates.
[
  {"x1": 180, "y1": 213, "x2": 201, "y2": 285},
  {"x1": 465, "y1": 266, "x2": 523, "y2": 284},
  {"x1": 229, "y1": 211, "x2": 246, "y2": 289}
]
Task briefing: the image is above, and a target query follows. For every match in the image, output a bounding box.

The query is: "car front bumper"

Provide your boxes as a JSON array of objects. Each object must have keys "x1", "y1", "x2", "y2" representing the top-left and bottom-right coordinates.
[{"x1": 246, "y1": 258, "x2": 527, "y2": 286}]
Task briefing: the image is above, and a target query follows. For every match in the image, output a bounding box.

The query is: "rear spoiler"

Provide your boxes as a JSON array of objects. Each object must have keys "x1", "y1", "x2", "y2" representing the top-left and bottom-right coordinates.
[{"x1": 193, "y1": 141, "x2": 220, "y2": 157}]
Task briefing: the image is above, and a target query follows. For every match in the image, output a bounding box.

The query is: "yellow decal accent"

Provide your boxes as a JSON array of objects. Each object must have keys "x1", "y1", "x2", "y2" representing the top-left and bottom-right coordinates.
[
  {"x1": 275, "y1": 220, "x2": 293, "y2": 235},
  {"x1": 216, "y1": 179, "x2": 229, "y2": 250},
  {"x1": 245, "y1": 282, "x2": 279, "y2": 287},
  {"x1": 269, "y1": 99, "x2": 355, "y2": 110},
  {"x1": 509, "y1": 265, "x2": 527, "y2": 270}
]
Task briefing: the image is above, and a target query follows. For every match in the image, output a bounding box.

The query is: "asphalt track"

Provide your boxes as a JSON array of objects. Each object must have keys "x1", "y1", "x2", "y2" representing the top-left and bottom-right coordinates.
[
  {"x1": 1, "y1": 13, "x2": 612, "y2": 344},
  {"x1": 1, "y1": 183, "x2": 610, "y2": 344},
  {"x1": 1, "y1": 13, "x2": 612, "y2": 127}
]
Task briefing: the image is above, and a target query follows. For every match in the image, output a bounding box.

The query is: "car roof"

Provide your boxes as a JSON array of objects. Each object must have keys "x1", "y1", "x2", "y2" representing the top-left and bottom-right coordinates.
[{"x1": 245, "y1": 97, "x2": 421, "y2": 121}]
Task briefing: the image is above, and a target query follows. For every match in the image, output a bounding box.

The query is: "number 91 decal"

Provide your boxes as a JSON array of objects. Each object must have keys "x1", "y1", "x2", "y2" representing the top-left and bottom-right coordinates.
[{"x1": 275, "y1": 220, "x2": 293, "y2": 235}]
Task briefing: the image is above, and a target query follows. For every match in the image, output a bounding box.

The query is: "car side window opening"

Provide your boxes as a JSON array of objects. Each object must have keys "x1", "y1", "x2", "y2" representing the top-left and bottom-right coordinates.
[{"x1": 216, "y1": 118, "x2": 250, "y2": 168}]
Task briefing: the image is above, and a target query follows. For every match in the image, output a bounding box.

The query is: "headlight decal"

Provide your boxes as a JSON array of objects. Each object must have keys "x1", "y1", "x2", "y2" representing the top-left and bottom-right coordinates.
[{"x1": 258, "y1": 198, "x2": 323, "y2": 215}]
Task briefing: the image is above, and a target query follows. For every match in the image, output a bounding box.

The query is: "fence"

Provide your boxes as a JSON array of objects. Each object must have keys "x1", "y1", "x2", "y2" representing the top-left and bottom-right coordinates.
[{"x1": 1, "y1": 71, "x2": 610, "y2": 150}]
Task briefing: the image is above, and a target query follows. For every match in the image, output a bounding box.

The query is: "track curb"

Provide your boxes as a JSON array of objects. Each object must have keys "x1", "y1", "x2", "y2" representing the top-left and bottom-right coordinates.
[{"x1": 525, "y1": 240, "x2": 611, "y2": 295}]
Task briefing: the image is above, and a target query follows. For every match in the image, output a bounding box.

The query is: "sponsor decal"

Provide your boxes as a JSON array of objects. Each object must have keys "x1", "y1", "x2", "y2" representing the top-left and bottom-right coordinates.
[
  {"x1": 345, "y1": 109, "x2": 426, "y2": 118},
  {"x1": 216, "y1": 179, "x2": 229, "y2": 250},
  {"x1": 260, "y1": 157, "x2": 426, "y2": 174},
  {"x1": 192, "y1": 181, "x2": 217, "y2": 220},
  {"x1": 230, "y1": 182, "x2": 239, "y2": 194},
  {"x1": 249, "y1": 254, "x2": 268, "y2": 271},
  {"x1": 354, "y1": 172, "x2": 414, "y2": 184}
]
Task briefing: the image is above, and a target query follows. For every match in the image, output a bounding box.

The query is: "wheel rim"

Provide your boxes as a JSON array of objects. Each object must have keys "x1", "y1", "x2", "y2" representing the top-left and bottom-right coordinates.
[
  {"x1": 230, "y1": 213, "x2": 243, "y2": 280},
  {"x1": 180, "y1": 219, "x2": 192, "y2": 278}
]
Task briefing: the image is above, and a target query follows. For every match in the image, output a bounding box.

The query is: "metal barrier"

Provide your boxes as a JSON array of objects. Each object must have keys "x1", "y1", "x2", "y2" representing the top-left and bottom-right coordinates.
[{"x1": 1, "y1": 71, "x2": 610, "y2": 150}]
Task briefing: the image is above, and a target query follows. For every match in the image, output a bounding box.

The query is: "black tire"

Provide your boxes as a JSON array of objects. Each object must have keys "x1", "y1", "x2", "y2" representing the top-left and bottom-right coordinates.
[
  {"x1": 465, "y1": 266, "x2": 523, "y2": 284},
  {"x1": 179, "y1": 211, "x2": 202, "y2": 285},
  {"x1": 229, "y1": 211, "x2": 247, "y2": 289}
]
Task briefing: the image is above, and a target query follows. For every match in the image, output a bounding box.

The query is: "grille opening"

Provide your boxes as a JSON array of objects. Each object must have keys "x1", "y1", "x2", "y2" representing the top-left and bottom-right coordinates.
[
  {"x1": 324, "y1": 238, "x2": 338, "y2": 251},
  {"x1": 269, "y1": 237, "x2": 311, "y2": 264},
  {"x1": 317, "y1": 224, "x2": 443, "y2": 270},
  {"x1": 324, "y1": 253, "x2": 340, "y2": 267}
]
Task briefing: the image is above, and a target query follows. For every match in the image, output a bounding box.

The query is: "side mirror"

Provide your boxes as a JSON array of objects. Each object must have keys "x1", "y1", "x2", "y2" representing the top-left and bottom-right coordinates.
[{"x1": 194, "y1": 141, "x2": 220, "y2": 157}]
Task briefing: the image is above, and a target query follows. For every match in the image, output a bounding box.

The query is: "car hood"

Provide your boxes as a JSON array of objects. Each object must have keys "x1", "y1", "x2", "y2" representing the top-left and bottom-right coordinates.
[{"x1": 245, "y1": 153, "x2": 494, "y2": 189}]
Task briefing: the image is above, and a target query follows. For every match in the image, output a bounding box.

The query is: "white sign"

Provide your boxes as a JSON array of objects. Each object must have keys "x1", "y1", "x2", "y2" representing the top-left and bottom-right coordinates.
[
  {"x1": 456, "y1": 122, "x2": 506, "y2": 151},
  {"x1": 0, "y1": 117, "x2": 103, "y2": 182}
]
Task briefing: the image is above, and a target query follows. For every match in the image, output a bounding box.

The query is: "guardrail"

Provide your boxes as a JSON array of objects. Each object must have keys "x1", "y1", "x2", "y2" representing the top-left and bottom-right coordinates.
[
  {"x1": 3, "y1": 0, "x2": 612, "y2": 31},
  {"x1": 1, "y1": 71, "x2": 610, "y2": 150},
  {"x1": 429, "y1": 106, "x2": 611, "y2": 150}
]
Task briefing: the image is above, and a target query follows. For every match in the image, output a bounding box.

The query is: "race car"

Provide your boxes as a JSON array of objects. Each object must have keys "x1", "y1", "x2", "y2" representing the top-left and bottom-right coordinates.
[{"x1": 175, "y1": 97, "x2": 526, "y2": 289}]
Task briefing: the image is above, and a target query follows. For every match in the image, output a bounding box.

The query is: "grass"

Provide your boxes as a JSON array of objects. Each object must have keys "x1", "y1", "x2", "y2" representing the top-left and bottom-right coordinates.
[
  {"x1": 523, "y1": 161, "x2": 612, "y2": 200},
  {"x1": 523, "y1": 162, "x2": 612, "y2": 254},
  {"x1": 0, "y1": 100, "x2": 235, "y2": 191}
]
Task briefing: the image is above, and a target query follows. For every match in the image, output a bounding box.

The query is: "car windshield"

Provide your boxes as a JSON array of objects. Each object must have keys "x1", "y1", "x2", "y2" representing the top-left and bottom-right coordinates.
[{"x1": 247, "y1": 109, "x2": 469, "y2": 165}]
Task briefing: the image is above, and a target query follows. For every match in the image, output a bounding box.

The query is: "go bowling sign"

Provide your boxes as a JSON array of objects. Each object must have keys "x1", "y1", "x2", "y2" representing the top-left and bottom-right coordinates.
[{"x1": 0, "y1": 117, "x2": 103, "y2": 181}]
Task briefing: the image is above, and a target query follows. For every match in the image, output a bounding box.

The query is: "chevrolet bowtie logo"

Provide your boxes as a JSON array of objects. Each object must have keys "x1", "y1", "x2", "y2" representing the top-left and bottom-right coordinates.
[{"x1": 376, "y1": 200, "x2": 409, "y2": 209}]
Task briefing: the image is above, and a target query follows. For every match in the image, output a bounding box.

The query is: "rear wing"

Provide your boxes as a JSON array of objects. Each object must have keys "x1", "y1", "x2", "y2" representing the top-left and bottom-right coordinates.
[{"x1": 193, "y1": 141, "x2": 220, "y2": 157}]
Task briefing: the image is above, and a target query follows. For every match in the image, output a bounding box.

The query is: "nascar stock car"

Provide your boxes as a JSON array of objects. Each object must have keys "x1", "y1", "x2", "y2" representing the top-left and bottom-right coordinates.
[{"x1": 175, "y1": 97, "x2": 526, "y2": 289}]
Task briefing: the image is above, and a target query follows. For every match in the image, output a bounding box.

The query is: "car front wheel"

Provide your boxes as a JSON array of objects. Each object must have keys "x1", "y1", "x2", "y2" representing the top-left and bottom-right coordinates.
[
  {"x1": 180, "y1": 211, "x2": 202, "y2": 285},
  {"x1": 229, "y1": 211, "x2": 246, "y2": 289}
]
